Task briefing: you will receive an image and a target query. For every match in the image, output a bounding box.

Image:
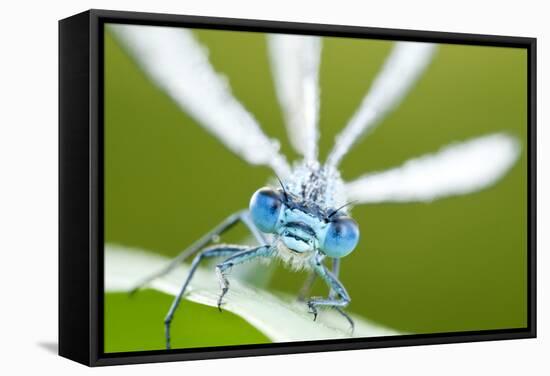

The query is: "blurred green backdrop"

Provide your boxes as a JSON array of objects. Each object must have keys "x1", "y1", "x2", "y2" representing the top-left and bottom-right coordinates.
[{"x1": 104, "y1": 25, "x2": 527, "y2": 353}]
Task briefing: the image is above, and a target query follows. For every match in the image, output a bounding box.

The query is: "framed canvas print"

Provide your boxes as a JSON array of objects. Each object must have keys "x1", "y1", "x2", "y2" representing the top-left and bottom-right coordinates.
[{"x1": 59, "y1": 9, "x2": 536, "y2": 366}]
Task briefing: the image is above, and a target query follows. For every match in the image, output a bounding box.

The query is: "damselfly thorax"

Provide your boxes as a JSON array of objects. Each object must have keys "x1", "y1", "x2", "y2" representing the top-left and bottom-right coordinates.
[{"x1": 285, "y1": 160, "x2": 347, "y2": 211}]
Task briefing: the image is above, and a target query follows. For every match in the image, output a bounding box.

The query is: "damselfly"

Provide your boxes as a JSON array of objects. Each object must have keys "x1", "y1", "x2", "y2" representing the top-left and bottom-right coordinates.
[{"x1": 111, "y1": 25, "x2": 520, "y2": 349}]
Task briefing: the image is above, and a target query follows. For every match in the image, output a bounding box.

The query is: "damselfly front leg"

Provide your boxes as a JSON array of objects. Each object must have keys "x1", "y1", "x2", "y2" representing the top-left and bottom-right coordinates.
[
  {"x1": 129, "y1": 210, "x2": 265, "y2": 295},
  {"x1": 297, "y1": 272, "x2": 317, "y2": 302},
  {"x1": 164, "y1": 244, "x2": 274, "y2": 349},
  {"x1": 164, "y1": 244, "x2": 250, "y2": 349},
  {"x1": 326, "y1": 258, "x2": 355, "y2": 332},
  {"x1": 307, "y1": 256, "x2": 354, "y2": 333},
  {"x1": 297, "y1": 257, "x2": 340, "y2": 301},
  {"x1": 215, "y1": 245, "x2": 275, "y2": 310}
]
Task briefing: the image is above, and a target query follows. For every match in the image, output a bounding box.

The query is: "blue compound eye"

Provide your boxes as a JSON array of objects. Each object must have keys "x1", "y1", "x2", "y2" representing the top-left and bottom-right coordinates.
[
  {"x1": 249, "y1": 187, "x2": 284, "y2": 233},
  {"x1": 322, "y1": 217, "x2": 360, "y2": 258}
]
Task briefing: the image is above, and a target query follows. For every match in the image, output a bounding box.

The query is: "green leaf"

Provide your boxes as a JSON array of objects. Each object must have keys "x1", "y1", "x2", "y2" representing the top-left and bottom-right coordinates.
[
  {"x1": 105, "y1": 290, "x2": 270, "y2": 352},
  {"x1": 105, "y1": 244, "x2": 401, "y2": 343}
]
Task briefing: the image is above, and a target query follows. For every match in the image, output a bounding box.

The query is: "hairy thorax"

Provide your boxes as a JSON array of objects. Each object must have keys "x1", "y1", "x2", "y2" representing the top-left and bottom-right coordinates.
[
  {"x1": 273, "y1": 238, "x2": 315, "y2": 272},
  {"x1": 284, "y1": 160, "x2": 347, "y2": 211}
]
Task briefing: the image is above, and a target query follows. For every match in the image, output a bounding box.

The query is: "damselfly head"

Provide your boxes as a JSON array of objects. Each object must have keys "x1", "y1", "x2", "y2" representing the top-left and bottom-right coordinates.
[{"x1": 249, "y1": 186, "x2": 360, "y2": 258}]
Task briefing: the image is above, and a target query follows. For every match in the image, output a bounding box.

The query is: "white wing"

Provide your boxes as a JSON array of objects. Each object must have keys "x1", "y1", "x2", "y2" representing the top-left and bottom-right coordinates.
[
  {"x1": 109, "y1": 24, "x2": 291, "y2": 178},
  {"x1": 267, "y1": 34, "x2": 322, "y2": 161},
  {"x1": 326, "y1": 42, "x2": 437, "y2": 168},
  {"x1": 345, "y1": 133, "x2": 521, "y2": 204}
]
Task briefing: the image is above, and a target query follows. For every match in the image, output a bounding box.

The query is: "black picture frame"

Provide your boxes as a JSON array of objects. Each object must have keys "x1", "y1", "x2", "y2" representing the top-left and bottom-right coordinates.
[{"x1": 59, "y1": 8, "x2": 537, "y2": 367}]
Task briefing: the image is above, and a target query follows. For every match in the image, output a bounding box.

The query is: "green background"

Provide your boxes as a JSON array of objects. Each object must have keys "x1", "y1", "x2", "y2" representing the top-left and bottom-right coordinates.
[{"x1": 104, "y1": 25, "x2": 527, "y2": 353}]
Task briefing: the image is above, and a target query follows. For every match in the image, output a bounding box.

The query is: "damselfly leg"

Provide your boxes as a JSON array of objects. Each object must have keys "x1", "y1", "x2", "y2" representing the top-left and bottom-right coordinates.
[
  {"x1": 297, "y1": 272, "x2": 317, "y2": 302},
  {"x1": 297, "y1": 257, "x2": 340, "y2": 301},
  {"x1": 307, "y1": 258, "x2": 354, "y2": 334},
  {"x1": 129, "y1": 210, "x2": 266, "y2": 295},
  {"x1": 164, "y1": 244, "x2": 274, "y2": 349},
  {"x1": 215, "y1": 245, "x2": 275, "y2": 310},
  {"x1": 164, "y1": 245, "x2": 248, "y2": 349},
  {"x1": 327, "y1": 258, "x2": 355, "y2": 333}
]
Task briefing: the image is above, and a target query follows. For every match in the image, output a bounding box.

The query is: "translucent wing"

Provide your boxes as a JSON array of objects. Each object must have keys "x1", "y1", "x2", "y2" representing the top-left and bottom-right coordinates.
[
  {"x1": 345, "y1": 133, "x2": 521, "y2": 204},
  {"x1": 267, "y1": 34, "x2": 322, "y2": 161},
  {"x1": 326, "y1": 42, "x2": 437, "y2": 168},
  {"x1": 109, "y1": 24, "x2": 291, "y2": 178}
]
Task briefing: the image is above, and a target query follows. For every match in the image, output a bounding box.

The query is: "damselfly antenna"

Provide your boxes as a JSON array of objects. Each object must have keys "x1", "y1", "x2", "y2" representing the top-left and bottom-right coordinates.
[
  {"x1": 327, "y1": 201, "x2": 357, "y2": 219},
  {"x1": 275, "y1": 175, "x2": 290, "y2": 201}
]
